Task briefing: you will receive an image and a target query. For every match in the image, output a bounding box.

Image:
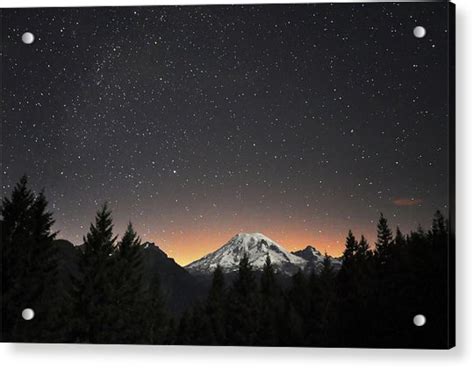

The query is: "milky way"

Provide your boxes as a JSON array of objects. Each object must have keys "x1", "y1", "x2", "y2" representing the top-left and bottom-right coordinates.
[{"x1": 2, "y1": 3, "x2": 451, "y2": 265}]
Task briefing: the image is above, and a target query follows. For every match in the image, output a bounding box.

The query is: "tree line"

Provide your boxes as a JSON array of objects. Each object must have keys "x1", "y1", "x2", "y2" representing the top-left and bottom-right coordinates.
[
  {"x1": 1, "y1": 176, "x2": 168, "y2": 343},
  {"x1": 173, "y1": 210, "x2": 449, "y2": 348},
  {"x1": 1, "y1": 176, "x2": 450, "y2": 347}
]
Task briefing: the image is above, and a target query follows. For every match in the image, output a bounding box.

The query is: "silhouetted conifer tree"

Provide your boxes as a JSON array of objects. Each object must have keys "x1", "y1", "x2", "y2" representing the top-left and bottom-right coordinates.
[
  {"x1": 257, "y1": 255, "x2": 280, "y2": 345},
  {"x1": 260, "y1": 255, "x2": 276, "y2": 296},
  {"x1": 375, "y1": 213, "x2": 393, "y2": 264},
  {"x1": 72, "y1": 203, "x2": 117, "y2": 343},
  {"x1": 206, "y1": 265, "x2": 227, "y2": 344},
  {"x1": 315, "y1": 253, "x2": 336, "y2": 345},
  {"x1": 394, "y1": 226, "x2": 406, "y2": 247},
  {"x1": 109, "y1": 222, "x2": 146, "y2": 343},
  {"x1": 1, "y1": 176, "x2": 63, "y2": 342},
  {"x1": 343, "y1": 230, "x2": 358, "y2": 262},
  {"x1": 335, "y1": 230, "x2": 367, "y2": 345},
  {"x1": 227, "y1": 253, "x2": 259, "y2": 345}
]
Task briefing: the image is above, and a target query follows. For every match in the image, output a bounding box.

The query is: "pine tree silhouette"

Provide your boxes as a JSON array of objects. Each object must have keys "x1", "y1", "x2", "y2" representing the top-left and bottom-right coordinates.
[
  {"x1": 1, "y1": 176, "x2": 61, "y2": 342},
  {"x1": 375, "y1": 213, "x2": 393, "y2": 264},
  {"x1": 109, "y1": 222, "x2": 146, "y2": 343},
  {"x1": 317, "y1": 253, "x2": 336, "y2": 345},
  {"x1": 227, "y1": 253, "x2": 259, "y2": 345},
  {"x1": 394, "y1": 226, "x2": 406, "y2": 247},
  {"x1": 72, "y1": 203, "x2": 117, "y2": 343},
  {"x1": 343, "y1": 230, "x2": 358, "y2": 261},
  {"x1": 257, "y1": 255, "x2": 280, "y2": 345},
  {"x1": 206, "y1": 265, "x2": 227, "y2": 344}
]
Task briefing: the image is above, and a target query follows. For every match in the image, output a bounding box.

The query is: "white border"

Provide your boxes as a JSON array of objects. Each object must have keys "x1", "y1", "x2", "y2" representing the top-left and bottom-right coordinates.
[{"x1": 1, "y1": 1, "x2": 473, "y2": 367}]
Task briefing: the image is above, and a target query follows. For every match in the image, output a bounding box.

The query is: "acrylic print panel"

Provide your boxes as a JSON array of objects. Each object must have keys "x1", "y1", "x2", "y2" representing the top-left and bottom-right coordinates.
[{"x1": 0, "y1": 1, "x2": 455, "y2": 348}]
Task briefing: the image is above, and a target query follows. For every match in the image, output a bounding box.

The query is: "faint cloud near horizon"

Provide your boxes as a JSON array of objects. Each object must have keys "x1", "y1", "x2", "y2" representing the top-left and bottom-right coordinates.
[{"x1": 392, "y1": 198, "x2": 423, "y2": 207}]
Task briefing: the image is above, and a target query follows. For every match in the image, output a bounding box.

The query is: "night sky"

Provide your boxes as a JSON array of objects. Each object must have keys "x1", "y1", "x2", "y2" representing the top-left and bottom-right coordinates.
[{"x1": 2, "y1": 3, "x2": 450, "y2": 265}]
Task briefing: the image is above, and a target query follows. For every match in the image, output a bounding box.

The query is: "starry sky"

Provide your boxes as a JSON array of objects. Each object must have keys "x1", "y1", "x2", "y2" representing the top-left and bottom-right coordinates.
[{"x1": 2, "y1": 3, "x2": 450, "y2": 266}]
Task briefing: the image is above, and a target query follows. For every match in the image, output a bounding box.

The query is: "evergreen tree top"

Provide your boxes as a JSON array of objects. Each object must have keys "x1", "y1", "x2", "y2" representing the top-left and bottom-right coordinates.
[{"x1": 83, "y1": 203, "x2": 117, "y2": 254}]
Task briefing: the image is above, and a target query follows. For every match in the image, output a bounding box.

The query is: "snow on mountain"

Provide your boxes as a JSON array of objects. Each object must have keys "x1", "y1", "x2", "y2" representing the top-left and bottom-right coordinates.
[
  {"x1": 292, "y1": 245, "x2": 323, "y2": 260},
  {"x1": 292, "y1": 245, "x2": 342, "y2": 273},
  {"x1": 185, "y1": 232, "x2": 336, "y2": 276}
]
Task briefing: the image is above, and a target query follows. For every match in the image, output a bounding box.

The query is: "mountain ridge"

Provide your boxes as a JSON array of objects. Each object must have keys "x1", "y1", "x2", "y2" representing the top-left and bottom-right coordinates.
[{"x1": 185, "y1": 232, "x2": 341, "y2": 276}]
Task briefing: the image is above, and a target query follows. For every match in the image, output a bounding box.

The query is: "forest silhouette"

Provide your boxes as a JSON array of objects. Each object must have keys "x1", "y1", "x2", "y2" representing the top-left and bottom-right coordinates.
[{"x1": 1, "y1": 176, "x2": 452, "y2": 348}]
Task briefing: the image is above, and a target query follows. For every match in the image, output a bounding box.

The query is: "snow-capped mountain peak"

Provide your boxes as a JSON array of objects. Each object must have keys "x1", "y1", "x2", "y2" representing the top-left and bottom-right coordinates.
[
  {"x1": 292, "y1": 245, "x2": 342, "y2": 273},
  {"x1": 185, "y1": 232, "x2": 307, "y2": 275},
  {"x1": 293, "y1": 245, "x2": 322, "y2": 259}
]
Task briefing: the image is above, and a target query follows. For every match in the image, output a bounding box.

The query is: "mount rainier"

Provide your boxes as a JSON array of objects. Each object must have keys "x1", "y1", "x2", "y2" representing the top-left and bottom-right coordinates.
[{"x1": 185, "y1": 232, "x2": 341, "y2": 276}]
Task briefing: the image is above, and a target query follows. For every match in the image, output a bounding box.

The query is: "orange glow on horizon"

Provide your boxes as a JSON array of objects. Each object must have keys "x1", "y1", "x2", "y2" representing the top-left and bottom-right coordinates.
[{"x1": 146, "y1": 225, "x2": 376, "y2": 267}]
